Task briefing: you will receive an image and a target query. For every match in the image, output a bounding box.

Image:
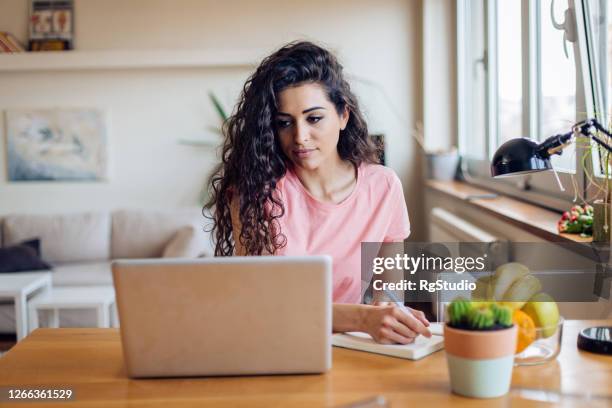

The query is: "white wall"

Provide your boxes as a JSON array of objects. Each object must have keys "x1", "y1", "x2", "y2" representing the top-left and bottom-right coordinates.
[
  {"x1": 422, "y1": 0, "x2": 456, "y2": 152},
  {"x1": 0, "y1": 0, "x2": 424, "y2": 238}
]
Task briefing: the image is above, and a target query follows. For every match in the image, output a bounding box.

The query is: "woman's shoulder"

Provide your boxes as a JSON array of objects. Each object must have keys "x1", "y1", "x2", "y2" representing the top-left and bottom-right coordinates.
[{"x1": 360, "y1": 163, "x2": 401, "y2": 191}]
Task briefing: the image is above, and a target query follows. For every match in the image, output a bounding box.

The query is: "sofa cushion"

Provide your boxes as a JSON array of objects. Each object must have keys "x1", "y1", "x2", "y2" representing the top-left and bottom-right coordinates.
[
  {"x1": 51, "y1": 261, "x2": 112, "y2": 286},
  {"x1": 3, "y1": 212, "x2": 111, "y2": 264},
  {"x1": 111, "y1": 209, "x2": 212, "y2": 258},
  {"x1": 162, "y1": 226, "x2": 202, "y2": 258},
  {"x1": 0, "y1": 238, "x2": 51, "y2": 272}
]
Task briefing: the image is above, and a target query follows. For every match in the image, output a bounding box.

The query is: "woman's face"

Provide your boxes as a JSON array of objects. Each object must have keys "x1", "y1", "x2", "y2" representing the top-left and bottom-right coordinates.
[{"x1": 275, "y1": 82, "x2": 349, "y2": 171}]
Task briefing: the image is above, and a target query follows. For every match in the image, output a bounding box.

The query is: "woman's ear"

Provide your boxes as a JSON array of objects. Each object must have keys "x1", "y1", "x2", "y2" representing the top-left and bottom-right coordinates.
[{"x1": 340, "y1": 106, "x2": 350, "y2": 131}]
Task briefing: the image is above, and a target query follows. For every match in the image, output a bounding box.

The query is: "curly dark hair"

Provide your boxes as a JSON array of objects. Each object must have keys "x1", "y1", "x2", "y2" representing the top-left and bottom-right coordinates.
[{"x1": 204, "y1": 41, "x2": 379, "y2": 256}]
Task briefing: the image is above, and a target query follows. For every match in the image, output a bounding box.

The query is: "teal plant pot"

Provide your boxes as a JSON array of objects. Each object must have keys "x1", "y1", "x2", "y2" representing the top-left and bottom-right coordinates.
[{"x1": 444, "y1": 324, "x2": 517, "y2": 398}]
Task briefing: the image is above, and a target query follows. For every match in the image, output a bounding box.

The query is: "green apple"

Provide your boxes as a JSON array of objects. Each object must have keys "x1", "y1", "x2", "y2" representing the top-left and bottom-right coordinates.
[{"x1": 521, "y1": 293, "x2": 560, "y2": 338}]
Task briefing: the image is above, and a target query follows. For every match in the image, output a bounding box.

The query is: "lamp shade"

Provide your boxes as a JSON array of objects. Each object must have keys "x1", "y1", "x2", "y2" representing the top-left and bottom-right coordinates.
[{"x1": 490, "y1": 138, "x2": 552, "y2": 178}]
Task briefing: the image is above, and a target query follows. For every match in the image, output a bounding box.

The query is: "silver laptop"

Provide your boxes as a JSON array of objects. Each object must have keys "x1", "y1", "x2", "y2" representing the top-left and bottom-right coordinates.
[{"x1": 112, "y1": 256, "x2": 332, "y2": 378}]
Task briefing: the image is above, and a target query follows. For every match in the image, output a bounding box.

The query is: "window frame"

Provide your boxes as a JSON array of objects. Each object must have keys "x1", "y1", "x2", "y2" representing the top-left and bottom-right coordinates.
[
  {"x1": 456, "y1": 0, "x2": 597, "y2": 212},
  {"x1": 580, "y1": 0, "x2": 610, "y2": 199}
]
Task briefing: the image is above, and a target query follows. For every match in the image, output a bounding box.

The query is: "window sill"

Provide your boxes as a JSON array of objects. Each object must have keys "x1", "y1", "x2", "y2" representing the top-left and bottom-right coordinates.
[{"x1": 425, "y1": 180, "x2": 593, "y2": 244}]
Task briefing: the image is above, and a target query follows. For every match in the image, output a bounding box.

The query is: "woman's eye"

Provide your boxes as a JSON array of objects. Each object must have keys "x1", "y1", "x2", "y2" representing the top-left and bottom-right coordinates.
[
  {"x1": 276, "y1": 120, "x2": 291, "y2": 128},
  {"x1": 308, "y1": 116, "x2": 322, "y2": 124}
]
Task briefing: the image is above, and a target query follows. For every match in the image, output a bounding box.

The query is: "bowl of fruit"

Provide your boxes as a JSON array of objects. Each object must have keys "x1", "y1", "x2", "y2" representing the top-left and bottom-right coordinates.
[
  {"x1": 472, "y1": 263, "x2": 563, "y2": 365},
  {"x1": 513, "y1": 294, "x2": 563, "y2": 365}
]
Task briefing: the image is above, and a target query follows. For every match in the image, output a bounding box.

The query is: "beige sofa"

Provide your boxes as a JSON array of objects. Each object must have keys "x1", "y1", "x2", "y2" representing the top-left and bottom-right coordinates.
[{"x1": 0, "y1": 208, "x2": 214, "y2": 333}]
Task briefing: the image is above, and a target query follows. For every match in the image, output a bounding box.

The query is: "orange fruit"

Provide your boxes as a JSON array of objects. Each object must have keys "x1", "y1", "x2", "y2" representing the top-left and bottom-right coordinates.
[{"x1": 513, "y1": 309, "x2": 536, "y2": 353}]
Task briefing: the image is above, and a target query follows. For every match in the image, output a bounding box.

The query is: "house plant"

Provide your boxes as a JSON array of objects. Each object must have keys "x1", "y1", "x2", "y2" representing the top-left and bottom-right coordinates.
[
  {"x1": 577, "y1": 129, "x2": 612, "y2": 242},
  {"x1": 444, "y1": 299, "x2": 517, "y2": 398}
]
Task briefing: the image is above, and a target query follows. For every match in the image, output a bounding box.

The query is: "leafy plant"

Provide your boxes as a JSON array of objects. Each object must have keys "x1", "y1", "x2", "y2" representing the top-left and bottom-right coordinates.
[
  {"x1": 570, "y1": 117, "x2": 612, "y2": 238},
  {"x1": 208, "y1": 91, "x2": 228, "y2": 122},
  {"x1": 204, "y1": 92, "x2": 229, "y2": 138},
  {"x1": 491, "y1": 303, "x2": 513, "y2": 327},
  {"x1": 467, "y1": 307, "x2": 495, "y2": 329},
  {"x1": 447, "y1": 298, "x2": 513, "y2": 330},
  {"x1": 447, "y1": 298, "x2": 472, "y2": 326},
  {"x1": 557, "y1": 204, "x2": 593, "y2": 236}
]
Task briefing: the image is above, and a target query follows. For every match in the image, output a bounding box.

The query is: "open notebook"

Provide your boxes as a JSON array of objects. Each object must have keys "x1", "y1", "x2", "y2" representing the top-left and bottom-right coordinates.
[{"x1": 332, "y1": 322, "x2": 444, "y2": 360}]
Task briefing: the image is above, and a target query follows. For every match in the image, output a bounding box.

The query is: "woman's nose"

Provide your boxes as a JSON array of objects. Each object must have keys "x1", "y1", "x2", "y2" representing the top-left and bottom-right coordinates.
[{"x1": 293, "y1": 122, "x2": 310, "y2": 145}]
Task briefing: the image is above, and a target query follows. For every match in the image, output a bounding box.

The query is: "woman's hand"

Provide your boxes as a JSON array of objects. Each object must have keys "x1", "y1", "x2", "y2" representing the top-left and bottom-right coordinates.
[{"x1": 361, "y1": 303, "x2": 432, "y2": 344}]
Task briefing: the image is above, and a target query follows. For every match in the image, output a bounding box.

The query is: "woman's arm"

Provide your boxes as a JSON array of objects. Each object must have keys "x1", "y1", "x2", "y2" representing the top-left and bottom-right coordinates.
[
  {"x1": 334, "y1": 303, "x2": 431, "y2": 344},
  {"x1": 333, "y1": 304, "x2": 367, "y2": 333}
]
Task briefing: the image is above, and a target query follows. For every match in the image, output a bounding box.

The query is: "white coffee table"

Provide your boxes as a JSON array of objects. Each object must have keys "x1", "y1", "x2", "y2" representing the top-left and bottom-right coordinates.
[
  {"x1": 28, "y1": 286, "x2": 116, "y2": 332},
  {"x1": 0, "y1": 272, "x2": 52, "y2": 341}
]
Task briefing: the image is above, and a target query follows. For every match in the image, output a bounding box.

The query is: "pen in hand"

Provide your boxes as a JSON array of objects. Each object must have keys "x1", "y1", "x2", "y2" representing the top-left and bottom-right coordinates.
[{"x1": 382, "y1": 288, "x2": 432, "y2": 338}]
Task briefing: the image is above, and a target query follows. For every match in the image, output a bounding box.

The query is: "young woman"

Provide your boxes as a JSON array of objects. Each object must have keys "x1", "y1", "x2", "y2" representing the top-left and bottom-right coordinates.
[{"x1": 206, "y1": 41, "x2": 430, "y2": 344}]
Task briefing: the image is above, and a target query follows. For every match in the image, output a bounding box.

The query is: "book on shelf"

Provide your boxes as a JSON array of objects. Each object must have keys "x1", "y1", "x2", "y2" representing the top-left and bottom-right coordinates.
[
  {"x1": 0, "y1": 32, "x2": 26, "y2": 53},
  {"x1": 0, "y1": 37, "x2": 11, "y2": 53}
]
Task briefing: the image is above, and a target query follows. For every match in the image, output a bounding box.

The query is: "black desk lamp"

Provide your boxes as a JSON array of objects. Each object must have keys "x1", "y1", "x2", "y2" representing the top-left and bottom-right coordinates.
[
  {"x1": 491, "y1": 119, "x2": 612, "y2": 177},
  {"x1": 490, "y1": 118, "x2": 612, "y2": 355}
]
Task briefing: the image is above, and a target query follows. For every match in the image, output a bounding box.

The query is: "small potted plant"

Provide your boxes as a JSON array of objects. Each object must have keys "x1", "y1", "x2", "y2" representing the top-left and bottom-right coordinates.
[
  {"x1": 557, "y1": 204, "x2": 594, "y2": 238},
  {"x1": 444, "y1": 299, "x2": 517, "y2": 398},
  {"x1": 568, "y1": 128, "x2": 612, "y2": 242}
]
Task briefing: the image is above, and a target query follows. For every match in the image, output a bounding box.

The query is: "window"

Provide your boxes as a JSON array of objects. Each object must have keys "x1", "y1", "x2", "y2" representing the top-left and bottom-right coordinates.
[
  {"x1": 539, "y1": 0, "x2": 577, "y2": 172},
  {"x1": 497, "y1": 0, "x2": 523, "y2": 146},
  {"x1": 458, "y1": 0, "x2": 488, "y2": 161},
  {"x1": 580, "y1": 0, "x2": 609, "y2": 182},
  {"x1": 457, "y1": 0, "x2": 600, "y2": 211}
]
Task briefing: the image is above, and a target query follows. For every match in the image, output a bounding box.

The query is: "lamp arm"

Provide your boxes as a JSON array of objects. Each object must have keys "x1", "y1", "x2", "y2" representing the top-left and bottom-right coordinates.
[
  {"x1": 538, "y1": 118, "x2": 612, "y2": 158},
  {"x1": 579, "y1": 119, "x2": 612, "y2": 153},
  {"x1": 538, "y1": 130, "x2": 574, "y2": 157},
  {"x1": 589, "y1": 133, "x2": 612, "y2": 154}
]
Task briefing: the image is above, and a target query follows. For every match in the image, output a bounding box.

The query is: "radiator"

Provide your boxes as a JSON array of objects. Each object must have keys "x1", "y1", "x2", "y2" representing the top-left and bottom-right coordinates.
[
  {"x1": 430, "y1": 207, "x2": 498, "y2": 242},
  {"x1": 428, "y1": 207, "x2": 509, "y2": 319},
  {"x1": 429, "y1": 206, "x2": 508, "y2": 261}
]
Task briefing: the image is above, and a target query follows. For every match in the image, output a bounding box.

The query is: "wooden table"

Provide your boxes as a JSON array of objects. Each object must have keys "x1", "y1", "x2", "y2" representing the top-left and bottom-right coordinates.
[{"x1": 0, "y1": 320, "x2": 611, "y2": 407}]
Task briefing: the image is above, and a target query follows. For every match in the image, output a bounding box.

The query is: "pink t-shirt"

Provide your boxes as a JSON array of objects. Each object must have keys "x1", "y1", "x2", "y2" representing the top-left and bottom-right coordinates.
[{"x1": 275, "y1": 163, "x2": 411, "y2": 303}]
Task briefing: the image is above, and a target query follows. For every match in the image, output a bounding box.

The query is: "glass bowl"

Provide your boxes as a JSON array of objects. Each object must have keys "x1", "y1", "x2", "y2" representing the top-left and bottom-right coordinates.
[{"x1": 514, "y1": 316, "x2": 564, "y2": 366}]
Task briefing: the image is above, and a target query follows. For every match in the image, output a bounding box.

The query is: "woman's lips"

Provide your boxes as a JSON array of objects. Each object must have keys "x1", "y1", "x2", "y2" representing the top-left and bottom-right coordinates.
[{"x1": 293, "y1": 148, "x2": 316, "y2": 158}]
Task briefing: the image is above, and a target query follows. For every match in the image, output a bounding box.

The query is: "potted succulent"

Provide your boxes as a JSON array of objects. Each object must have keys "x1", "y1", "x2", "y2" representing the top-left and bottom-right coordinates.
[{"x1": 444, "y1": 299, "x2": 517, "y2": 398}]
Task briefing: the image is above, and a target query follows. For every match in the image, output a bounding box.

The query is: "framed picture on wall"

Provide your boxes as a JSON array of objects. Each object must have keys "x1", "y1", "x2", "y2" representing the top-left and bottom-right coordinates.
[{"x1": 4, "y1": 108, "x2": 108, "y2": 182}]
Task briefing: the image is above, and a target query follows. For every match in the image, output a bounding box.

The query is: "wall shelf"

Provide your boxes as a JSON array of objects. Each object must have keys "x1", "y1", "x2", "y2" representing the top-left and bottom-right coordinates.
[
  {"x1": 0, "y1": 49, "x2": 262, "y2": 72},
  {"x1": 178, "y1": 138, "x2": 220, "y2": 147}
]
